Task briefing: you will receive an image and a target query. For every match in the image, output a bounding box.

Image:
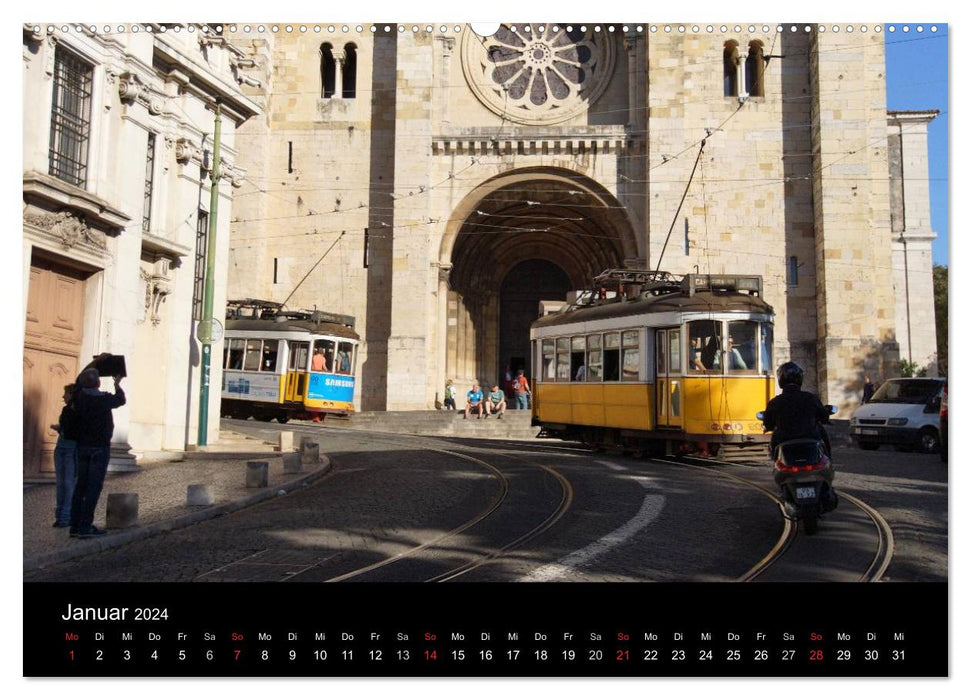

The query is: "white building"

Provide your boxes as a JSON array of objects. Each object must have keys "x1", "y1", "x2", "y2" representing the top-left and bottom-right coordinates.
[{"x1": 22, "y1": 24, "x2": 260, "y2": 480}]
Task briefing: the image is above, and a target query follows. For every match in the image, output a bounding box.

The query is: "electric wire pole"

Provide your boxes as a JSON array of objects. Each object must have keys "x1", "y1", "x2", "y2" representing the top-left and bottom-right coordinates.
[{"x1": 197, "y1": 101, "x2": 222, "y2": 446}]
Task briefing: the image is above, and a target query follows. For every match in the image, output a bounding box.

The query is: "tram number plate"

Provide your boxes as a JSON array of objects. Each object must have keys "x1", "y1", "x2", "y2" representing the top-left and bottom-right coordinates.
[
  {"x1": 795, "y1": 487, "x2": 817, "y2": 500},
  {"x1": 861, "y1": 429, "x2": 879, "y2": 435}
]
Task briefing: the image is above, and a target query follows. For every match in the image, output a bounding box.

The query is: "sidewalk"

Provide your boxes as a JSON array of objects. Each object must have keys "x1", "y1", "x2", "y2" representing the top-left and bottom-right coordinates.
[{"x1": 23, "y1": 431, "x2": 332, "y2": 573}]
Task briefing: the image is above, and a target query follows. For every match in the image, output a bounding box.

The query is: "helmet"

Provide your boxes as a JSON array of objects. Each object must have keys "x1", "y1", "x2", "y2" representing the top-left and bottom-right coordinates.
[{"x1": 776, "y1": 361, "x2": 804, "y2": 388}]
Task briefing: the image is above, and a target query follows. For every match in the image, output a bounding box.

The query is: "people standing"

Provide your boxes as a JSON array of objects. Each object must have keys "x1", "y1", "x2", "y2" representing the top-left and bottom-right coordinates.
[
  {"x1": 862, "y1": 375, "x2": 876, "y2": 404},
  {"x1": 512, "y1": 370, "x2": 531, "y2": 410},
  {"x1": 69, "y1": 368, "x2": 126, "y2": 539},
  {"x1": 50, "y1": 384, "x2": 79, "y2": 528},
  {"x1": 311, "y1": 348, "x2": 327, "y2": 371},
  {"x1": 443, "y1": 379, "x2": 457, "y2": 410}
]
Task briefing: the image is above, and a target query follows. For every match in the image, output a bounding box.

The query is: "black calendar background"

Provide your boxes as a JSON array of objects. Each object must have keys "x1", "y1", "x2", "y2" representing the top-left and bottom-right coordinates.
[{"x1": 24, "y1": 582, "x2": 946, "y2": 677}]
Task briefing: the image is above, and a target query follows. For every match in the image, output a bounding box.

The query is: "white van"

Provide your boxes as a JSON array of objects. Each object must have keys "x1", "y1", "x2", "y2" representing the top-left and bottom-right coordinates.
[{"x1": 850, "y1": 378, "x2": 945, "y2": 453}]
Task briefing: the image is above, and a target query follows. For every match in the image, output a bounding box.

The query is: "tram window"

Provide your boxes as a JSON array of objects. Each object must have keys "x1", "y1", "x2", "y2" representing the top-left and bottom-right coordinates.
[
  {"x1": 243, "y1": 339, "x2": 263, "y2": 371},
  {"x1": 586, "y1": 334, "x2": 602, "y2": 381},
  {"x1": 542, "y1": 340, "x2": 555, "y2": 380},
  {"x1": 226, "y1": 339, "x2": 245, "y2": 370},
  {"x1": 571, "y1": 337, "x2": 586, "y2": 381},
  {"x1": 289, "y1": 342, "x2": 310, "y2": 371},
  {"x1": 312, "y1": 339, "x2": 336, "y2": 372},
  {"x1": 622, "y1": 330, "x2": 640, "y2": 381},
  {"x1": 688, "y1": 320, "x2": 722, "y2": 372},
  {"x1": 603, "y1": 332, "x2": 620, "y2": 381},
  {"x1": 760, "y1": 324, "x2": 773, "y2": 373},
  {"x1": 726, "y1": 321, "x2": 757, "y2": 372},
  {"x1": 669, "y1": 330, "x2": 681, "y2": 372},
  {"x1": 336, "y1": 341, "x2": 354, "y2": 374},
  {"x1": 556, "y1": 337, "x2": 570, "y2": 381},
  {"x1": 261, "y1": 340, "x2": 279, "y2": 372}
]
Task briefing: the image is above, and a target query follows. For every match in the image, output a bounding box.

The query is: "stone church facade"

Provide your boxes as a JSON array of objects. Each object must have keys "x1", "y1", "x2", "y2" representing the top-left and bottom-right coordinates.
[
  {"x1": 22, "y1": 24, "x2": 260, "y2": 479},
  {"x1": 223, "y1": 23, "x2": 938, "y2": 416}
]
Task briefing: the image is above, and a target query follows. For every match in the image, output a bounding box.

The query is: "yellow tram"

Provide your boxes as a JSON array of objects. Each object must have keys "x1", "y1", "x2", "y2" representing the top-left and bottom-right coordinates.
[{"x1": 530, "y1": 271, "x2": 776, "y2": 458}]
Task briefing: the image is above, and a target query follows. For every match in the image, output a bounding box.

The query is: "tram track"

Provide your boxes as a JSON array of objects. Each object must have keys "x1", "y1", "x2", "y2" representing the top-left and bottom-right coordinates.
[
  {"x1": 658, "y1": 454, "x2": 894, "y2": 582},
  {"x1": 245, "y1": 425, "x2": 577, "y2": 583}
]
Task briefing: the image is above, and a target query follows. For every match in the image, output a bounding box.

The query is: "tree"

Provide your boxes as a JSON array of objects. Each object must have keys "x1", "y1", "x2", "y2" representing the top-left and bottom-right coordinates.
[{"x1": 933, "y1": 265, "x2": 948, "y2": 376}]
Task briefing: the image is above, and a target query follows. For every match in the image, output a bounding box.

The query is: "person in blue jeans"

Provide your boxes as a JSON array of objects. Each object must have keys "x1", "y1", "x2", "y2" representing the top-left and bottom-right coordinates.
[
  {"x1": 51, "y1": 384, "x2": 79, "y2": 528},
  {"x1": 512, "y1": 370, "x2": 531, "y2": 410},
  {"x1": 69, "y1": 368, "x2": 126, "y2": 539}
]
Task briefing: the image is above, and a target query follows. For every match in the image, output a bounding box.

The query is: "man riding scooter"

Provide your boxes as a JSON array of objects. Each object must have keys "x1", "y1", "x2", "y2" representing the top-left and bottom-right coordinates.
[
  {"x1": 761, "y1": 362, "x2": 838, "y2": 528},
  {"x1": 762, "y1": 361, "x2": 833, "y2": 461}
]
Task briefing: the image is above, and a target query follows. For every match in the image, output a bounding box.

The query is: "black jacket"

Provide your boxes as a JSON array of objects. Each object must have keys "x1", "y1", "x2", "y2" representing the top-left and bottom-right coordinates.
[
  {"x1": 57, "y1": 403, "x2": 80, "y2": 442},
  {"x1": 74, "y1": 386, "x2": 126, "y2": 447},
  {"x1": 762, "y1": 385, "x2": 829, "y2": 445}
]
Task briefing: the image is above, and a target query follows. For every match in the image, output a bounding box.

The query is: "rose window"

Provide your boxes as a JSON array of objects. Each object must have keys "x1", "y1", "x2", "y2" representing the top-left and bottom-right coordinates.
[{"x1": 461, "y1": 24, "x2": 615, "y2": 125}]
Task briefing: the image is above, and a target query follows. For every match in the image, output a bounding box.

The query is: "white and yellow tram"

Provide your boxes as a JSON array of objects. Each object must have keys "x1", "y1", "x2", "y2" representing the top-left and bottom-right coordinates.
[
  {"x1": 220, "y1": 301, "x2": 360, "y2": 423},
  {"x1": 531, "y1": 272, "x2": 776, "y2": 458}
]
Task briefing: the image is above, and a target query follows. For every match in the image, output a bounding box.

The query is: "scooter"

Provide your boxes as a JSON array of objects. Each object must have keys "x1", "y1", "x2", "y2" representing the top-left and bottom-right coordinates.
[{"x1": 756, "y1": 406, "x2": 838, "y2": 535}]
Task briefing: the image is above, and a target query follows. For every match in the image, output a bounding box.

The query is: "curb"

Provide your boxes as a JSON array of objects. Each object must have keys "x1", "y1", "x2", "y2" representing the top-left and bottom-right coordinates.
[{"x1": 23, "y1": 456, "x2": 333, "y2": 574}]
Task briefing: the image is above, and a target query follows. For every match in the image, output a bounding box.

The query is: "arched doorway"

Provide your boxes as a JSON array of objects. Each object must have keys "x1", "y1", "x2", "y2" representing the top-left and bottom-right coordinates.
[
  {"x1": 442, "y1": 169, "x2": 636, "y2": 390},
  {"x1": 499, "y1": 260, "x2": 570, "y2": 380}
]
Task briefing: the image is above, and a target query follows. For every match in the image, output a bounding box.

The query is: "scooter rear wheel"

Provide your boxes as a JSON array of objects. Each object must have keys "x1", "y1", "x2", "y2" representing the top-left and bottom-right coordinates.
[{"x1": 803, "y1": 513, "x2": 819, "y2": 535}]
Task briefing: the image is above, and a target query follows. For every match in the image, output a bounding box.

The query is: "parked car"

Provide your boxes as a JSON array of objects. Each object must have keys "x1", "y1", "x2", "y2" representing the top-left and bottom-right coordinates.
[
  {"x1": 850, "y1": 377, "x2": 945, "y2": 453},
  {"x1": 940, "y1": 381, "x2": 948, "y2": 462}
]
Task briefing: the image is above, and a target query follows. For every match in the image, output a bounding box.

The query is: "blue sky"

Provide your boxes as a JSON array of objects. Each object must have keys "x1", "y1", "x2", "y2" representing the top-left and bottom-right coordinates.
[{"x1": 884, "y1": 24, "x2": 949, "y2": 265}]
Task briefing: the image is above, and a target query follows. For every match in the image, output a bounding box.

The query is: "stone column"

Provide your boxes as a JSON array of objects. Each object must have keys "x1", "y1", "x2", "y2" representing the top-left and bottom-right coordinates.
[
  {"x1": 809, "y1": 30, "x2": 898, "y2": 412},
  {"x1": 888, "y1": 111, "x2": 939, "y2": 374},
  {"x1": 386, "y1": 31, "x2": 435, "y2": 410}
]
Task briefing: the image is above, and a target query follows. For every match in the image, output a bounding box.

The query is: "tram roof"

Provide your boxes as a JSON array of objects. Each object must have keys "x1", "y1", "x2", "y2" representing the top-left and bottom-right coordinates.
[
  {"x1": 226, "y1": 318, "x2": 360, "y2": 340},
  {"x1": 532, "y1": 289, "x2": 774, "y2": 330}
]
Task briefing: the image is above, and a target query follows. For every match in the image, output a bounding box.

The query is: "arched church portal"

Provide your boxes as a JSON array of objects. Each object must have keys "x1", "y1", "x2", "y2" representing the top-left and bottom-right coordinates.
[{"x1": 443, "y1": 172, "x2": 635, "y2": 388}]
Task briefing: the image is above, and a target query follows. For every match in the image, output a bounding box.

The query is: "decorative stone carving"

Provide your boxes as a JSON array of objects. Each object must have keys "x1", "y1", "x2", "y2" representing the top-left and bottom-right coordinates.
[
  {"x1": 139, "y1": 266, "x2": 172, "y2": 327},
  {"x1": 175, "y1": 137, "x2": 202, "y2": 166},
  {"x1": 118, "y1": 71, "x2": 168, "y2": 115},
  {"x1": 461, "y1": 23, "x2": 615, "y2": 125},
  {"x1": 221, "y1": 162, "x2": 247, "y2": 188},
  {"x1": 23, "y1": 210, "x2": 106, "y2": 250}
]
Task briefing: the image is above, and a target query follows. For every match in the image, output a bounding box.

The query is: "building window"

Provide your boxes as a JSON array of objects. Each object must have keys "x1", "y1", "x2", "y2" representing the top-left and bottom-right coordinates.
[
  {"x1": 321, "y1": 43, "x2": 336, "y2": 98},
  {"x1": 723, "y1": 41, "x2": 739, "y2": 97},
  {"x1": 193, "y1": 210, "x2": 208, "y2": 320},
  {"x1": 342, "y1": 44, "x2": 357, "y2": 99},
  {"x1": 142, "y1": 133, "x2": 156, "y2": 234},
  {"x1": 788, "y1": 256, "x2": 799, "y2": 287},
  {"x1": 49, "y1": 46, "x2": 94, "y2": 187},
  {"x1": 745, "y1": 41, "x2": 765, "y2": 97}
]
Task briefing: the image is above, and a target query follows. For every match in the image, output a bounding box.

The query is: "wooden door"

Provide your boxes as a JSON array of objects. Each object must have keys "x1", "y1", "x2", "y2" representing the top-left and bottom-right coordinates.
[{"x1": 23, "y1": 261, "x2": 86, "y2": 478}]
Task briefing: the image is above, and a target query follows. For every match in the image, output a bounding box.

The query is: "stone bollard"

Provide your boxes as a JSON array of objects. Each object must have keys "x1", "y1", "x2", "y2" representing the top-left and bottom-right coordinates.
[
  {"x1": 301, "y1": 441, "x2": 320, "y2": 465},
  {"x1": 186, "y1": 484, "x2": 214, "y2": 507},
  {"x1": 246, "y1": 461, "x2": 269, "y2": 488},
  {"x1": 105, "y1": 493, "x2": 138, "y2": 529},
  {"x1": 278, "y1": 431, "x2": 294, "y2": 452},
  {"x1": 282, "y1": 452, "x2": 303, "y2": 475}
]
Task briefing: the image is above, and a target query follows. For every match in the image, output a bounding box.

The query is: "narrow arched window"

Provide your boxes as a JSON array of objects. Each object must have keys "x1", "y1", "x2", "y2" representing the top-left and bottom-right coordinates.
[
  {"x1": 321, "y1": 43, "x2": 336, "y2": 98},
  {"x1": 745, "y1": 41, "x2": 765, "y2": 97},
  {"x1": 723, "y1": 41, "x2": 739, "y2": 97},
  {"x1": 342, "y1": 44, "x2": 357, "y2": 99}
]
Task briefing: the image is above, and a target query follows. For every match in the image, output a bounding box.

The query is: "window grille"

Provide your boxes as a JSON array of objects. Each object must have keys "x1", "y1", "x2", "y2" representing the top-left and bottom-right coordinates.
[
  {"x1": 142, "y1": 133, "x2": 156, "y2": 233},
  {"x1": 193, "y1": 210, "x2": 209, "y2": 320},
  {"x1": 48, "y1": 47, "x2": 94, "y2": 187}
]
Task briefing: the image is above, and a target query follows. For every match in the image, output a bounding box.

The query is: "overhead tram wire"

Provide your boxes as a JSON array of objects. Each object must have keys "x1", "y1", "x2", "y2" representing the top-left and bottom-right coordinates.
[
  {"x1": 653, "y1": 138, "x2": 707, "y2": 274},
  {"x1": 277, "y1": 230, "x2": 347, "y2": 310}
]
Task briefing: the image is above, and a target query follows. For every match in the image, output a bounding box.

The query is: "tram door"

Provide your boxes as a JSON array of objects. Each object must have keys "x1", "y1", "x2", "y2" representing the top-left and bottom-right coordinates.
[{"x1": 655, "y1": 328, "x2": 683, "y2": 429}]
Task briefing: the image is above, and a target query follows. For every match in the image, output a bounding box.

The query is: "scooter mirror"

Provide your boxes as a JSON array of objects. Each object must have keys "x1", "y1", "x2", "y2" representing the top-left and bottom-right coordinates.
[
  {"x1": 756, "y1": 411, "x2": 765, "y2": 421},
  {"x1": 826, "y1": 405, "x2": 837, "y2": 414}
]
